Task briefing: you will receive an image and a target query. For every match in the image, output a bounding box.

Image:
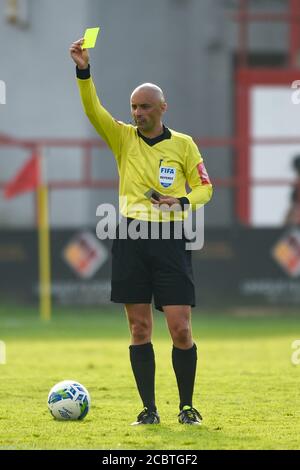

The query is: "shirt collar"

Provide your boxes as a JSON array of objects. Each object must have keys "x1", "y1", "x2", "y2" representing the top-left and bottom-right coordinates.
[{"x1": 137, "y1": 125, "x2": 171, "y2": 146}]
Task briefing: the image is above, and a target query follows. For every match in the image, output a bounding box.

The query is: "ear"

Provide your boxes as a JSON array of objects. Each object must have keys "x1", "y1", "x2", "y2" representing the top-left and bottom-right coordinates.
[{"x1": 161, "y1": 101, "x2": 168, "y2": 113}]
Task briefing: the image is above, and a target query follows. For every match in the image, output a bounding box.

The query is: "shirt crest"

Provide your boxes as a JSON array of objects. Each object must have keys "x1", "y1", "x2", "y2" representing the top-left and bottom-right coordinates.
[{"x1": 159, "y1": 166, "x2": 176, "y2": 188}]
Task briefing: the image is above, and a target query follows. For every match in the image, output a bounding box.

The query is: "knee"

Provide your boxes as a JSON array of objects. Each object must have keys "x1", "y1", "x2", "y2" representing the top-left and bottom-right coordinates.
[
  {"x1": 130, "y1": 320, "x2": 151, "y2": 343},
  {"x1": 171, "y1": 324, "x2": 191, "y2": 347}
]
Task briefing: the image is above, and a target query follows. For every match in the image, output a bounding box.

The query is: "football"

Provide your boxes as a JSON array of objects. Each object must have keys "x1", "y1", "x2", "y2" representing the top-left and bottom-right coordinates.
[{"x1": 47, "y1": 380, "x2": 91, "y2": 420}]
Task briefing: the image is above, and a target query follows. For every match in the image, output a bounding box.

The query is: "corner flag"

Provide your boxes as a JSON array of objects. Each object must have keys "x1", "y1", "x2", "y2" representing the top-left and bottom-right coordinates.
[
  {"x1": 4, "y1": 154, "x2": 40, "y2": 199},
  {"x1": 3, "y1": 150, "x2": 51, "y2": 321}
]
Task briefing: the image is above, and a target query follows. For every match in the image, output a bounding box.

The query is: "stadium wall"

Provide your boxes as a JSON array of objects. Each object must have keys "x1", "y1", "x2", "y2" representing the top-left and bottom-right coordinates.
[{"x1": 1, "y1": 227, "x2": 299, "y2": 308}]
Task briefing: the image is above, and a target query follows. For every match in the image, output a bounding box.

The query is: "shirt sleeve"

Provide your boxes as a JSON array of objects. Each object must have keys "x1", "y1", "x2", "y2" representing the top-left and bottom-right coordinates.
[
  {"x1": 76, "y1": 66, "x2": 124, "y2": 159},
  {"x1": 183, "y1": 138, "x2": 213, "y2": 210}
]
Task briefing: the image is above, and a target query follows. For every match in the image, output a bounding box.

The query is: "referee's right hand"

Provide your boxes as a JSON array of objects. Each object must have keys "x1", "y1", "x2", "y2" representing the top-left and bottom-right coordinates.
[{"x1": 69, "y1": 38, "x2": 90, "y2": 70}]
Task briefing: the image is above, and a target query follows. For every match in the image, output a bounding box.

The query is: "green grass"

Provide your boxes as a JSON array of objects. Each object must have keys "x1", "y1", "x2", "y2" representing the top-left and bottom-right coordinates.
[{"x1": 0, "y1": 305, "x2": 299, "y2": 450}]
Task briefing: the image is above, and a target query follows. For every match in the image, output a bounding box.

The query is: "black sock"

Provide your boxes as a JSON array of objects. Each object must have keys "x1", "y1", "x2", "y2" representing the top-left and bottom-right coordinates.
[
  {"x1": 129, "y1": 342, "x2": 156, "y2": 412},
  {"x1": 172, "y1": 343, "x2": 197, "y2": 410}
]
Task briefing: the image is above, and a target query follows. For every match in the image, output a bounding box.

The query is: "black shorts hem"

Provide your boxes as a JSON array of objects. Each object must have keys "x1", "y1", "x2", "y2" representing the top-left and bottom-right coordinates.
[
  {"x1": 111, "y1": 296, "x2": 152, "y2": 305},
  {"x1": 154, "y1": 302, "x2": 196, "y2": 312},
  {"x1": 111, "y1": 292, "x2": 195, "y2": 312}
]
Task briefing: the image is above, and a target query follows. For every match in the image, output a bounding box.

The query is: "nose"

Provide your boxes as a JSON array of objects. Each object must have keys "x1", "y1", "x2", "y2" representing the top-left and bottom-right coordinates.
[{"x1": 135, "y1": 113, "x2": 144, "y2": 123}]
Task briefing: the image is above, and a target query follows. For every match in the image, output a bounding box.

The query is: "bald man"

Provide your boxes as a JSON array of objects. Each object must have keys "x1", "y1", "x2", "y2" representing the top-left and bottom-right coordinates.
[{"x1": 70, "y1": 39, "x2": 213, "y2": 425}]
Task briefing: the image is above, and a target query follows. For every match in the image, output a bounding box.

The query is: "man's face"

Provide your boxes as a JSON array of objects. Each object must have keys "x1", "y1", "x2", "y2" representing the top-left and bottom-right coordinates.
[{"x1": 130, "y1": 88, "x2": 167, "y2": 134}]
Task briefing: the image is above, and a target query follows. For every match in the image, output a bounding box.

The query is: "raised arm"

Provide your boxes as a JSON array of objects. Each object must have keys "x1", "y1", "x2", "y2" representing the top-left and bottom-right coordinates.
[{"x1": 70, "y1": 38, "x2": 124, "y2": 159}]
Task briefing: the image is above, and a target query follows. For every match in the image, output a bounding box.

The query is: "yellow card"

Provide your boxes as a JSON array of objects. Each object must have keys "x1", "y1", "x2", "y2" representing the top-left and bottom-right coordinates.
[{"x1": 83, "y1": 27, "x2": 100, "y2": 48}]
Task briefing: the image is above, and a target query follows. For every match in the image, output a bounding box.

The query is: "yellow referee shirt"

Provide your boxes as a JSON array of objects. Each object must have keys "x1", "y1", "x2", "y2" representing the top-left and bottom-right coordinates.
[{"x1": 77, "y1": 68, "x2": 213, "y2": 222}]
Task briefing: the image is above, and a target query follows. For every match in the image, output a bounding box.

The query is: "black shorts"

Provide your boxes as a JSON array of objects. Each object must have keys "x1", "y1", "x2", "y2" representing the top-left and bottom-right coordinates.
[{"x1": 110, "y1": 219, "x2": 195, "y2": 312}]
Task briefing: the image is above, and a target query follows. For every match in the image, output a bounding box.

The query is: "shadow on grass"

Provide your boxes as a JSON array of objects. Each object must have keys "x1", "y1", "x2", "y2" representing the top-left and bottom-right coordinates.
[{"x1": 119, "y1": 424, "x2": 260, "y2": 450}]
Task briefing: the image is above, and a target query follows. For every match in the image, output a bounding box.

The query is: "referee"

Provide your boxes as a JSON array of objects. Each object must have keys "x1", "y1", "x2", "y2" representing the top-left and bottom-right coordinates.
[{"x1": 70, "y1": 38, "x2": 213, "y2": 425}]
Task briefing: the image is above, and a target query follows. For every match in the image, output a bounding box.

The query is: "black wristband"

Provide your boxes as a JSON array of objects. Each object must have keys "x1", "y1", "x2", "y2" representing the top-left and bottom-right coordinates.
[
  {"x1": 178, "y1": 197, "x2": 190, "y2": 210},
  {"x1": 76, "y1": 64, "x2": 91, "y2": 79}
]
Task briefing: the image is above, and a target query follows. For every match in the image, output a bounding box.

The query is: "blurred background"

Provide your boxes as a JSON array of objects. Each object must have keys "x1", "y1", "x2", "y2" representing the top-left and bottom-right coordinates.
[{"x1": 1, "y1": 0, "x2": 300, "y2": 312}]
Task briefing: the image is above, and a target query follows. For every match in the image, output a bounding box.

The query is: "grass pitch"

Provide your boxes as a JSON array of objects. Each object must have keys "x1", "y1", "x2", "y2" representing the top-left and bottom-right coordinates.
[{"x1": 0, "y1": 305, "x2": 299, "y2": 450}]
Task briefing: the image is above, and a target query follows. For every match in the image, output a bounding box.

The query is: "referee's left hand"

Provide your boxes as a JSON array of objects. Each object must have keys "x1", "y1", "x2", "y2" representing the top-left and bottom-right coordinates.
[{"x1": 150, "y1": 196, "x2": 181, "y2": 211}]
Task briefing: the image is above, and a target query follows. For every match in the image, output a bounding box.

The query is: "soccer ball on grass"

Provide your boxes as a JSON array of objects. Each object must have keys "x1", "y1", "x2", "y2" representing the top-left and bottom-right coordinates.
[{"x1": 47, "y1": 380, "x2": 91, "y2": 420}]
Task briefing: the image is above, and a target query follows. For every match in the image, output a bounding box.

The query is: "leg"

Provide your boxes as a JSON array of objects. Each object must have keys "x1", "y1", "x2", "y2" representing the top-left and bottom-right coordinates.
[
  {"x1": 110, "y1": 230, "x2": 158, "y2": 423},
  {"x1": 163, "y1": 305, "x2": 198, "y2": 412},
  {"x1": 163, "y1": 304, "x2": 193, "y2": 349},
  {"x1": 125, "y1": 304, "x2": 158, "y2": 419},
  {"x1": 125, "y1": 303, "x2": 153, "y2": 345},
  {"x1": 151, "y1": 236, "x2": 201, "y2": 423}
]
